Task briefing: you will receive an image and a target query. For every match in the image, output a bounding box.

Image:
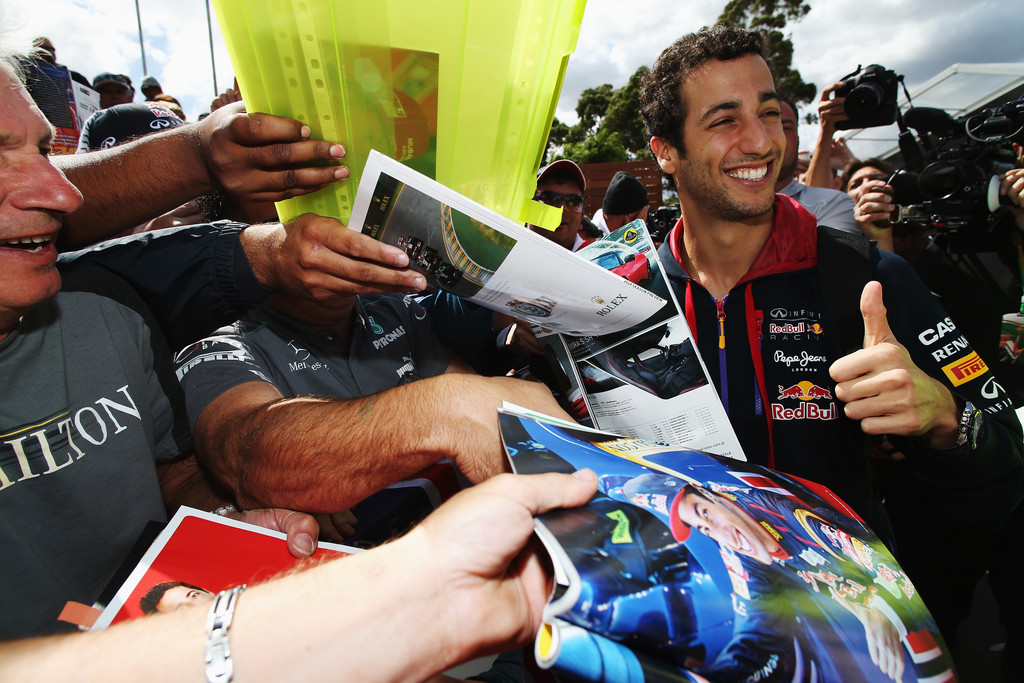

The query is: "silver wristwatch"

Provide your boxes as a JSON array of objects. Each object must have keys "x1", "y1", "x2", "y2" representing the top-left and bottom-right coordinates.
[{"x1": 954, "y1": 401, "x2": 983, "y2": 449}]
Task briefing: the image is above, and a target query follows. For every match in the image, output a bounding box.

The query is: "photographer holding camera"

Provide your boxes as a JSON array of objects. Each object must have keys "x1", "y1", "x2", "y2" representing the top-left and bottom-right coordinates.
[
  {"x1": 805, "y1": 81, "x2": 860, "y2": 191},
  {"x1": 775, "y1": 97, "x2": 859, "y2": 232},
  {"x1": 842, "y1": 158, "x2": 899, "y2": 251},
  {"x1": 830, "y1": 74, "x2": 1024, "y2": 675}
]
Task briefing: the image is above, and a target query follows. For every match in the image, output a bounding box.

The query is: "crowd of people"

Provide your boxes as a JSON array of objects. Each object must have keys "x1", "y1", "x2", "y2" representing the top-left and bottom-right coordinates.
[{"x1": 3, "y1": 15, "x2": 1024, "y2": 683}]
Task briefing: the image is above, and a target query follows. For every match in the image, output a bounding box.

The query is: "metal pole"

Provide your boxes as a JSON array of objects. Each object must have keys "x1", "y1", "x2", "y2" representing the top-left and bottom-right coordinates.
[
  {"x1": 206, "y1": 0, "x2": 219, "y2": 96},
  {"x1": 135, "y1": 0, "x2": 147, "y2": 75}
]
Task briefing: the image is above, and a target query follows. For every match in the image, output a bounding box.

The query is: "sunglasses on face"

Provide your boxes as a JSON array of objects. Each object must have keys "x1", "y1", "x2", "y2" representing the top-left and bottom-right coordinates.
[{"x1": 534, "y1": 190, "x2": 584, "y2": 211}]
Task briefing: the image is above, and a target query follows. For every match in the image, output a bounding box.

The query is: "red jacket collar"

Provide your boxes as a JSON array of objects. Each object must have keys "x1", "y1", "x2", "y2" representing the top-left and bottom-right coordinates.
[{"x1": 668, "y1": 194, "x2": 819, "y2": 284}]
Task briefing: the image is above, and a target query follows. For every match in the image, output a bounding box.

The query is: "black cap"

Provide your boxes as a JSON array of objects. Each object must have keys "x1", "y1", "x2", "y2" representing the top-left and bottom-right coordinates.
[
  {"x1": 602, "y1": 171, "x2": 648, "y2": 215},
  {"x1": 78, "y1": 102, "x2": 184, "y2": 152},
  {"x1": 92, "y1": 72, "x2": 133, "y2": 90}
]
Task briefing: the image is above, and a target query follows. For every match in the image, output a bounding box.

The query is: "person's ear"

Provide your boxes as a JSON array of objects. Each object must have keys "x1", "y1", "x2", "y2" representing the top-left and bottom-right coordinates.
[{"x1": 650, "y1": 137, "x2": 678, "y2": 175}]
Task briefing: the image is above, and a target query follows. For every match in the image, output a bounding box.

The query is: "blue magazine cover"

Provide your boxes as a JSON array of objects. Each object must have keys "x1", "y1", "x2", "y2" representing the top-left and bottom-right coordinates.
[{"x1": 500, "y1": 410, "x2": 956, "y2": 683}]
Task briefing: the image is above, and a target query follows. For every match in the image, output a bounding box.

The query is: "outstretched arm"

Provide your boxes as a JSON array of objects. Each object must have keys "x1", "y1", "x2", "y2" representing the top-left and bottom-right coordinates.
[
  {"x1": 805, "y1": 82, "x2": 854, "y2": 190},
  {"x1": 192, "y1": 374, "x2": 572, "y2": 512},
  {"x1": 0, "y1": 471, "x2": 598, "y2": 683},
  {"x1": 54, "y1": 103, "x2": 347, "y2": 249}
]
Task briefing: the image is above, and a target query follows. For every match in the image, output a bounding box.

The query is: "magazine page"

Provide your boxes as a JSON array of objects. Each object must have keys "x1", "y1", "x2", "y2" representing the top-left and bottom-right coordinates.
[
  {"x1": 348, "y1": 150, "x2": 667, "y2": 337},
  {"x1": 22, "y1": 60, "x2": 79, "y2": 154},
  {"x1": 92, "y1": 507, "x2": 360, "y2": 629},
  {"x1": 499, "y1": 410, "x2": 956, "y2": 683},
  {"x1": 568, "y1": 221, "x2": 744, "y2": 459}
]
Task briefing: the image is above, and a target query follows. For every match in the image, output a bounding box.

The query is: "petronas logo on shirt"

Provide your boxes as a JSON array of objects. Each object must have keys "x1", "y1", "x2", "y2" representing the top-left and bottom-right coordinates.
[{"x1": 368, "y1": 316, "x2": 385, "y2": 335}]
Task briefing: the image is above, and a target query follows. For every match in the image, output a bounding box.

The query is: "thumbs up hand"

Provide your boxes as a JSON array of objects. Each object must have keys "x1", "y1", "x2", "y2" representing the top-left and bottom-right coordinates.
[{"x1": 829, "y1": 281, "x2": 960, "y2": 448}]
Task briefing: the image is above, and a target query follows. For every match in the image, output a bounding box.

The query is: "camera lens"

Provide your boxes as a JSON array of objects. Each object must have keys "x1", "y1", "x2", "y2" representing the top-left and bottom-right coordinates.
[
  {"x1": 845, "y1": 83, "x2": 884, "y2": 119},
  {"x1": 918, "y1": 162, "x2": 964, "y2": 200}
]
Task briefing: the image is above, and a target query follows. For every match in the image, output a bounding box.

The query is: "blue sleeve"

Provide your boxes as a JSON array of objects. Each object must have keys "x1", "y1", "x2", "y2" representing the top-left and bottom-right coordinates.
[
  {"x1": 57, "y1": 222, "x2": 273, "y2": 350},
  {"x1": 874, "y1": 248, "x2": 1024, "y2": 529}
]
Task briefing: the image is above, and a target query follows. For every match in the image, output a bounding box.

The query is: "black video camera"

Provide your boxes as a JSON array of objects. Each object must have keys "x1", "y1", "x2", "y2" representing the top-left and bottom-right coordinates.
[
  {"x1": 889, "y1": 98, "x2": 1024, "y2": 234},
  {"x1": 835, "y1": 64, "x2": 900, "y2": 130},
  {"x1": 647, "y1": 204, "x2": 681, "y2": 243}
]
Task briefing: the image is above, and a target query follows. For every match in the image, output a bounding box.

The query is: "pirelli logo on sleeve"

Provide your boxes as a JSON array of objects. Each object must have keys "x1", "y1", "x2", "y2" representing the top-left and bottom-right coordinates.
[{"x1": 942, "y1": 352, "x2": 988, "y2": 386}]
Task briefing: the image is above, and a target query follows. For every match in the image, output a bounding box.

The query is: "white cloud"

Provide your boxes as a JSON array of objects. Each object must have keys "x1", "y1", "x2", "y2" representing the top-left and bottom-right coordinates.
[{"x1": 16, "y1": 0, "x2": 1024, "y2": 145}]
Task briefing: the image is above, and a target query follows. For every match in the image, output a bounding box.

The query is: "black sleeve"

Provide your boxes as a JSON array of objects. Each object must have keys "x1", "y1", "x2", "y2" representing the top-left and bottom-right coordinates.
[
  {"x1": 875, "y1": 248, "x2": 1024, "y2": 530},
  {"x1": 57, "y1": 222, "x2": 273, "y2": 350}
]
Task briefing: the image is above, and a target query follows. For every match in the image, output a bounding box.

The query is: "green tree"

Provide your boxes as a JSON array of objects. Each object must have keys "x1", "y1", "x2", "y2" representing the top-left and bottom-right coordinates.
[
  {"x1": 562, "y1": 128, "x2": 627, "y2": 164},
  {"x1": 603, "y1": 66, "x2": 650, "y2": 158},
  {"x1": 545, "y1": 67, "x2": 650, "y2": 164},
  {"x1": 717, "y1": 0, "x2": 816, "y2": 104}
]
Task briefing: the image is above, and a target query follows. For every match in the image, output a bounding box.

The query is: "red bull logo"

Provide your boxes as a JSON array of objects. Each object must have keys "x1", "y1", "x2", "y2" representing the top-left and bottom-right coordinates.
[
  {"x1": 777, "y1": 381, "x2": 833, "y2": 401},
  {"x1": 771, "y1": 401, "x2": 838, "y2": 421},
  {"x1": 768, "y1": 322, "x2": 824, "y2": 335}
]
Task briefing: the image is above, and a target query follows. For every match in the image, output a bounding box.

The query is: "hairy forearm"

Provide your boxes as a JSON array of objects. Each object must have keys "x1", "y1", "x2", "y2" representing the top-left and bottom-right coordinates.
[
  {"x1": 0, "y1": 539, "x2": 452, "y2": 683},
  {"x1": 55, "y1": 124, "x2": 211, "y2": 249},
  {"x1": 235, "y1": 392, "x2": 453, "y2": 511},
  {"x1": 198, "y1": 374, "x2": 514, "y2": 512}
]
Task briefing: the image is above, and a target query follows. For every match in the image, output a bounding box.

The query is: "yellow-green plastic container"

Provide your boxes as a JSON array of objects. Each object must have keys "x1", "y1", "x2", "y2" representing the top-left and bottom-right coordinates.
[{"x1": 212, "y1": 0, "x2": 586, "y2": 229}]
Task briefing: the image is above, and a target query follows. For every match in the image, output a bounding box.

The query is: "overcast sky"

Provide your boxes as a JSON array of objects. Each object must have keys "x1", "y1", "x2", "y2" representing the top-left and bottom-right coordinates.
[{"x1": 13, "y1": 0, "x2": 1024, "y2": 158}]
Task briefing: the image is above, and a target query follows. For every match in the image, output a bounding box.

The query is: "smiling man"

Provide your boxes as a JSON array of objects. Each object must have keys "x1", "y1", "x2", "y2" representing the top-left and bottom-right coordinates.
[{"x1": 638, "y1": 25, "x2": 1022, "y2": 649}]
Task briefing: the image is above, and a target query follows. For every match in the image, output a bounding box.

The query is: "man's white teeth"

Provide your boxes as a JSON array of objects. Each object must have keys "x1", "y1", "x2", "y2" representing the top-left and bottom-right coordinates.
[
  {"x1": 3, "y1": 236, "x2": 50, "y2": 254},
  {"x1": 4, "y1": 236, "x2": 49, "y2": 250},
  {"x1": 727, "y1": 166, "x2": 768, "y2": 181}
]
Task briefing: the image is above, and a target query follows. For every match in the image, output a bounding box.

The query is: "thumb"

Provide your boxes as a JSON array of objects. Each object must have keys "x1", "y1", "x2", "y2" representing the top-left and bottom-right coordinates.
[{"x1": 860, "y1": 281, "x2": 895, "y2": 348}]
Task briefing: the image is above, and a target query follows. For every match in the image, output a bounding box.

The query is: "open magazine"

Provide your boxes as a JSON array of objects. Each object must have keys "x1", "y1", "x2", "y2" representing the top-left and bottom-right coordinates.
[
  {"x1": 552, "y1": 220, "x2": 743, "y2": 458},
  {"x1": 349, "y1": 150, "x2": 666, "y2": 337},
  {"x1": 92, "y1": 507, "x2": 360, "y2": 629},
  {"x1": 500, "y1": 408, "x2": 956, "y2": 683},
  {"x1": 349, "y1": 152, "x2": 741, "y2": 457}
]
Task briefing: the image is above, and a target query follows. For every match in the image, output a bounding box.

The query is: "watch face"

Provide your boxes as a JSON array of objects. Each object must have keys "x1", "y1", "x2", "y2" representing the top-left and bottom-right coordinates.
[
  {"x1": 508, "y1": 300, "x2": 553, "y2": 317},
  {"x1": 957, "y1": 402, "x2": 983, "y2": 448},
  {"x1": 968, "y1": 407, "x2": 983, "y2": 448}
]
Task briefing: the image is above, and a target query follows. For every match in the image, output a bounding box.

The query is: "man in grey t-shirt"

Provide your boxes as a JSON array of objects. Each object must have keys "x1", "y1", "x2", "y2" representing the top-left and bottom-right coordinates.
[{"x1": 775, "y1": 98, "x2": 858, "y2": 234}]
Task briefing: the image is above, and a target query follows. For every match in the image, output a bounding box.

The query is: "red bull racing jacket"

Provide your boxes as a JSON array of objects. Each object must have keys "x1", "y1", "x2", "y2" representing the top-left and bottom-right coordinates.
[{"x1": 657, "y1": 195, "x2": 1023, "y2": 544}]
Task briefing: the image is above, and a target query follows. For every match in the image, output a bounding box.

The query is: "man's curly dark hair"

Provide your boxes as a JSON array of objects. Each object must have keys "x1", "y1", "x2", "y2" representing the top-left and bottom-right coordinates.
[{"x1": 639, "y1": 25, "x2": 768, "y2": 156}]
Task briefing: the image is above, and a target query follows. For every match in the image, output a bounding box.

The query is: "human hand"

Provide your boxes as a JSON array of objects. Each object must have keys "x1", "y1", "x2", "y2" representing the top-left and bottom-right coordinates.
[
  {"x1": 198, "y1": 101, "x2": 348, "y2": 203},
  {"x1": 1001, "y1": 166, "x2": 1024, "y2": 231},
  {"x1": 211, "y1": 79, "x2": 243, "y2": 112},
  {"x1": 508, "y1": 321, "x2": 544, "y2": 357},
  {"x1": 241, "y1": 214, "x2": 427, "y2": 300},
  {"x1": 818, "y1": 82, "x2": 850, "y2": 128},
  {"x1": 829, "y1": 281, "x2": 958, "y2": 447},
  {"x1": 830, "y1": 136, "x2": 856, "y2": 172},
  {"x1": 440, "y1": 375, "x2": 575, "y2": 484},
  {"x1": 315, "y1": 509, "x2": 358, "y2": 543},
  {"x1": 851, "y1": 602, "x2": 905, "y2": 681},
  {"x1": 852, "y1": 179, "x2": 898, "y2": 248},
  {"x1": 223, "y1": 507, "x2": 320, "y2": 558},
  {"x1": 408, "y1": 471, "x2": 598, "y2": 666}
]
